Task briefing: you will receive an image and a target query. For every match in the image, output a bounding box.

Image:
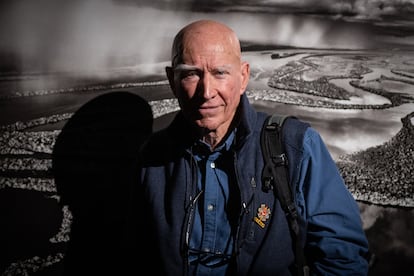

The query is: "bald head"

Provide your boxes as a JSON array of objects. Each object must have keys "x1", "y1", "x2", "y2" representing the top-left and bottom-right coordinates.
[{"x1": 171, "y1": 20, "x2": 242, "y2": 68}]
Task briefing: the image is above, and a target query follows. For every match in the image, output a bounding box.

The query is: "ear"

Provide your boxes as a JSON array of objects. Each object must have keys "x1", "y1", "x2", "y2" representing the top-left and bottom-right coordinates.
[
  {"x1": 165, "y1": 66, "x2": 177, "y2": 95},
  {"x1": 240, "y1": 61, "x2": 250, "y2": 95}
]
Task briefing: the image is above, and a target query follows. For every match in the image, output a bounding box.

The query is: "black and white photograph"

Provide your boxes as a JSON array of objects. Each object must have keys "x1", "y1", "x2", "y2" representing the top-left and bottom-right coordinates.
[{"x1": 0, "y1": 0, "x2": 413, "y2": 275}]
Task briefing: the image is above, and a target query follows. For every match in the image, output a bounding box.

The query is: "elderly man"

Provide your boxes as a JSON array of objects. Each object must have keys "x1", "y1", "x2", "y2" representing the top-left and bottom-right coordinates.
[{"x1": 136, "y1": 19, "x2": 370, "y2": 275}]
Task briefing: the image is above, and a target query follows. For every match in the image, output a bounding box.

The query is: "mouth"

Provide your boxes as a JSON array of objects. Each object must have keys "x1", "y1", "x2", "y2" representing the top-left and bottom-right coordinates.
[
  {"x1": 197, "y1": 105, "x2": 220, "y2": 116},
  {"x1": 199, "y1": 101, "x2": 223, "y2": 110},
  {"x1": 199, "y1": 105, "x2": 218, "y2": 110}
]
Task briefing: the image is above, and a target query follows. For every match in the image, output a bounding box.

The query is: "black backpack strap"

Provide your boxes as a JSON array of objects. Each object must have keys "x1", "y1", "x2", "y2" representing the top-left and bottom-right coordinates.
[{"x1": 261, "y1": 114, "x2": 309, "y2": 276}]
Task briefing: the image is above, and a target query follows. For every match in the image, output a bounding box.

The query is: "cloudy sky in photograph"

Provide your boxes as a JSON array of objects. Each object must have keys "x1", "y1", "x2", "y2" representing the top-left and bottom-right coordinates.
[{"x1": 0, "y1": 0, "x2": 413, "y2": 73}]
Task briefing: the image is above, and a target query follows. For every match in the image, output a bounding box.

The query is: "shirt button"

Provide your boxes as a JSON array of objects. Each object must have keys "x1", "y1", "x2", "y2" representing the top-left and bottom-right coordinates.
[
  {"x1": 207, "y1": 204, "x2": 214, "y2": 211},
  {"x1": 210, "y1": 162, "x2": 215, "y2": 169}
]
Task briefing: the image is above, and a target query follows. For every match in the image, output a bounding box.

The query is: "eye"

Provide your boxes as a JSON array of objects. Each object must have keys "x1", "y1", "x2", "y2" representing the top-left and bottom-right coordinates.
[
  {"x1": 181, "y1": 70, "x2": 200, "y2": 81},
  {"x1": 213, "y1": 69, "x2": 228, "y2": 78}
]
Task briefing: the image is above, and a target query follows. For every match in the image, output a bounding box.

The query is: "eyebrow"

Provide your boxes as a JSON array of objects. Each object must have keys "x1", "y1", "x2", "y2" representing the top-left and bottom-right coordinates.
[
  {"x1": 173, "y1": 64, "x2": 199, "y2": 72},
  {"x1": 173, "y1": 64, "x2": 233, "y2": 72}
]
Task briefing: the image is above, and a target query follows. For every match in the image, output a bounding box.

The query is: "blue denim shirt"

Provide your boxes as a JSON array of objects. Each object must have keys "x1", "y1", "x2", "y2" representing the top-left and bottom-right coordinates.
[{"x1": 189, "y1": 131, "x2": 236, "y2": 275}]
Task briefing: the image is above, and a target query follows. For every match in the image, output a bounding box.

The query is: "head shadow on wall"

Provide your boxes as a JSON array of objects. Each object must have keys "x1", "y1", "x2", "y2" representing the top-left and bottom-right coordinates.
[{"x1": 51, "y1": 91, "x2": 153, "y2": 274}]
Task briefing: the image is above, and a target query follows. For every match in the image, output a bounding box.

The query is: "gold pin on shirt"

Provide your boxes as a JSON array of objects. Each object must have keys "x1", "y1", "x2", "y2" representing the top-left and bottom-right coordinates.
[{"x1": 254, "y1": 204, "x2": 271, "y2": 228}]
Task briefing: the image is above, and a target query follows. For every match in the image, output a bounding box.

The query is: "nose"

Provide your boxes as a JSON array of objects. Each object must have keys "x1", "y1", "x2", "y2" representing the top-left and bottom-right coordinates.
[{"x1": 198, "y1": 72, "x2": 216, "y2": 100}]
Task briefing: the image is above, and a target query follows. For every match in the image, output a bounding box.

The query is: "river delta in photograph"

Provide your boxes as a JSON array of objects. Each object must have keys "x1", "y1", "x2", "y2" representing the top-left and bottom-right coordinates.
[{"x1": 1, "y1": 48, "x2": 413, "y2": 275}]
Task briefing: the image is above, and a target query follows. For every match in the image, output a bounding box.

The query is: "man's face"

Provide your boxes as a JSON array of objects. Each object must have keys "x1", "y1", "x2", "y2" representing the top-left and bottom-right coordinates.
[{"x1": 167, "y1": 32, "x2": 249, "y2": 134}]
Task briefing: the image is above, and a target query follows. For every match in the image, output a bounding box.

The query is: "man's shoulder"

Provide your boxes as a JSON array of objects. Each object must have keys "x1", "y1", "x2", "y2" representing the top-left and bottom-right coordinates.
[
  {"x1": 140, "y1": 129, "x2": 177, "y2": 161},
  {"x1": 283, "y1": 116, "x2": 311, "y2": 130},
  {"x1": 263, "y1": 113, "x2": 310, "y2": 142},
  {"x1": 139, "y1": 119, "x2": 194, "y2": 165},
  {"x1": 280, "y1": 115, "x2": 311, "y2": 151}
]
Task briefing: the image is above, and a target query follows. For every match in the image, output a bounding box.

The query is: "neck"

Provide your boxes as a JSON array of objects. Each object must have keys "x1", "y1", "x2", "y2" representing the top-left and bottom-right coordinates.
[
  {"x1": 195, "y1": 117, "x2": 236, "y2": 150},
  {"x1": 201, "y1": 131, "x2": 220, "y2": 150}
]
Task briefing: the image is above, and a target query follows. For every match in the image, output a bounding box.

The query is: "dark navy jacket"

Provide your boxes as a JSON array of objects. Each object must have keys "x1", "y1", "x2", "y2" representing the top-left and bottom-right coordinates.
[{"x1": 136, "y1": 94, "x2": 369, "y2": 275}]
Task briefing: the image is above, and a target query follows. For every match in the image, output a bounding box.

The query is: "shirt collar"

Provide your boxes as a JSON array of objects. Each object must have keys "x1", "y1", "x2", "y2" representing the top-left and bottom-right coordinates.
[{"x1": 195, "y1": 129, "x2": 236, "y2": 155}]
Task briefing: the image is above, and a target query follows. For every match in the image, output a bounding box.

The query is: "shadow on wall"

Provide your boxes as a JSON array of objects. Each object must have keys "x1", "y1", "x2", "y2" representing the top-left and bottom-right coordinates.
[{"x1": 52, "y1": 91, "x2": 153, "y2": 275}]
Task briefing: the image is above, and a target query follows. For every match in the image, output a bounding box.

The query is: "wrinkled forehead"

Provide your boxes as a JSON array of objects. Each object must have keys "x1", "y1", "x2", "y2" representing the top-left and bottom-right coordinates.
[{"x1": 171, "y1": 26, "x2": 241, "y2": 67}]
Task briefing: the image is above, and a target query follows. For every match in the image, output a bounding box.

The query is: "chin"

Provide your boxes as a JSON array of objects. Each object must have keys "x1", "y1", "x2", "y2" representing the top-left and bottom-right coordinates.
[{"x1": 195, "y1": 119, "x2": 220, "y2": 131}]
